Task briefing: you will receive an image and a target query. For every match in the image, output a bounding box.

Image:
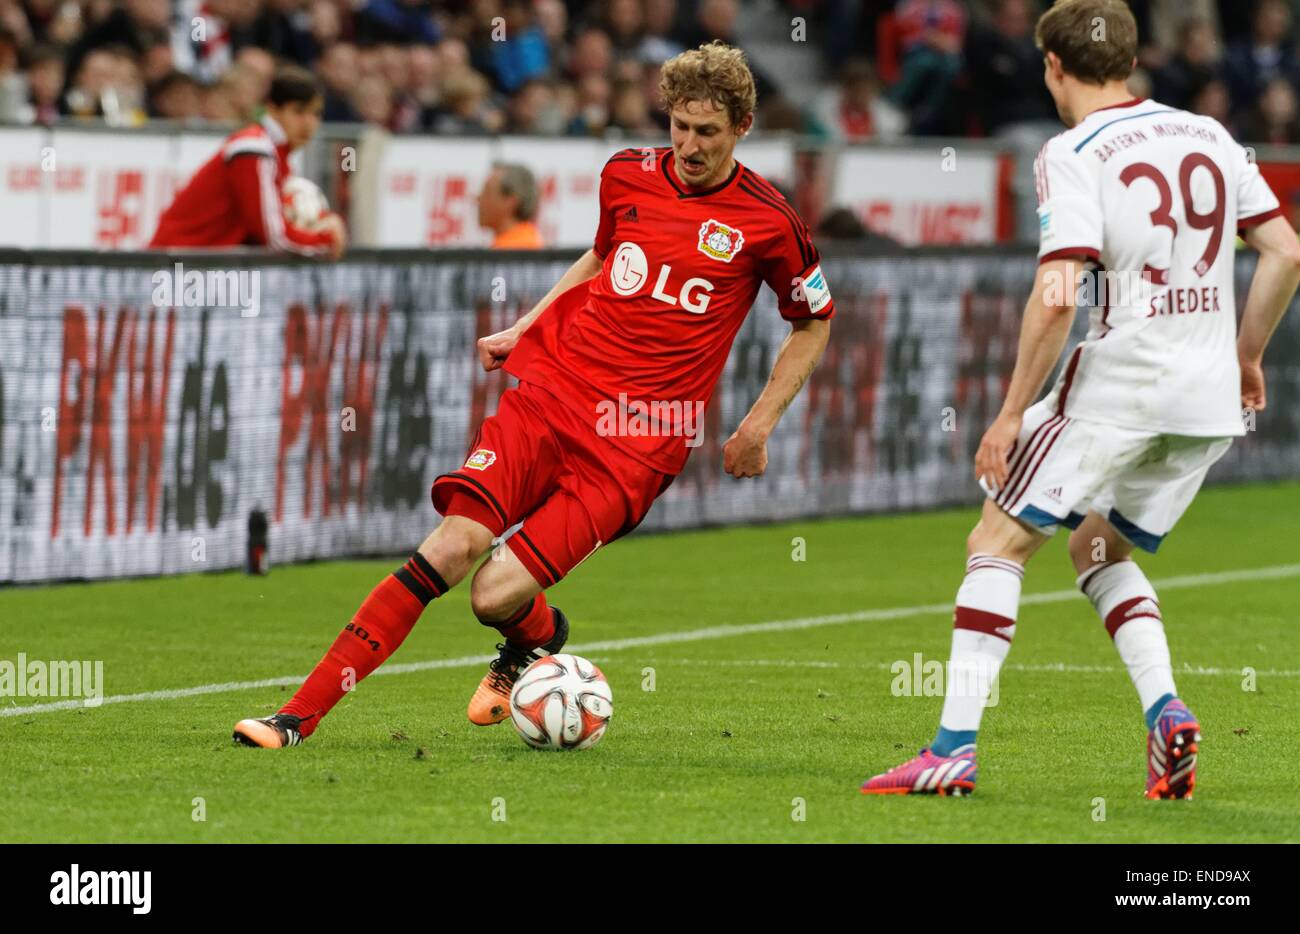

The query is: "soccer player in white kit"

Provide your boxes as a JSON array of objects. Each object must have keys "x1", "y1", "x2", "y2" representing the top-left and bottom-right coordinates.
[{"x1": 862, "y1": 0, "x2": 1300, "y2": 799}]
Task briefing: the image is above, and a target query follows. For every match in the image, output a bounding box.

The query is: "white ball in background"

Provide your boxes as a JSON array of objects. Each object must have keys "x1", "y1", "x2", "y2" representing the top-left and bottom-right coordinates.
[{"x1": 282, "y1": 176, "x2": 328, "y2": 229}]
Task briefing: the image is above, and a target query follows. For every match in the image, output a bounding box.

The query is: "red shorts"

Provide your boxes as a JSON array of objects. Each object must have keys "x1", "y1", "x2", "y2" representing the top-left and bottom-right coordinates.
[{"x1": 431, "y1": 380, "x2": 672, "y2": 588}]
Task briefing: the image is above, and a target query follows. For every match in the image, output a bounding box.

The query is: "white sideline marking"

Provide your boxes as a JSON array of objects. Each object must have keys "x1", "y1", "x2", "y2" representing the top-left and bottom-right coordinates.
[
  {"x1": 644, "y1": 658, "x2": 1300, "y2": 678},
  {"x1": 3, "y1": 561, "x2": 1298, "y2": 719}
]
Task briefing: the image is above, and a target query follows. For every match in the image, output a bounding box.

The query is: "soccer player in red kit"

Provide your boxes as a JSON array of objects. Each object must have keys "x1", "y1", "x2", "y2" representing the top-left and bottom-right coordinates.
[
  {"x1": 150, "y1": 65, "x2": 346, "y2": 259},
  {"x1": 233, "y1": 42, "x2": 835, "y2": 747}
]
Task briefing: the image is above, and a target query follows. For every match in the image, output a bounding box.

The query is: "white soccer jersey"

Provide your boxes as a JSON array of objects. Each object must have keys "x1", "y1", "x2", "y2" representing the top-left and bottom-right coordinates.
[{"x1": 1035, "y1": 98, "x2": 1282, "y2": 437}]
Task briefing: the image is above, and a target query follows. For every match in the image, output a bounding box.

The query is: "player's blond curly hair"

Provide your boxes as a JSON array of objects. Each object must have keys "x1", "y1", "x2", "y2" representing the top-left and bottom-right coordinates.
[{"x1": 658, "y1": 41, "x2": 757, "y2": 129}]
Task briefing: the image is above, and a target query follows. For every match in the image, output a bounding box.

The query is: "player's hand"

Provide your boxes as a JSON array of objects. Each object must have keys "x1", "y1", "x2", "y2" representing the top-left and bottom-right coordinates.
[
  {"x1": 1240, "y1": 358, "x2": 1267, "y2": 411},
  {"x1": 318, "y1": 213, "x2": 347, "y2": 261},
  {"x1": 478, "y1": 325, "x2": 521, "y2": 372},
  {"x1": 722, "y1": 426, "x2": 768, "y2": 478},
  {"x1": 974, "y1": 411, "x2": 1022, "y2": 494}
]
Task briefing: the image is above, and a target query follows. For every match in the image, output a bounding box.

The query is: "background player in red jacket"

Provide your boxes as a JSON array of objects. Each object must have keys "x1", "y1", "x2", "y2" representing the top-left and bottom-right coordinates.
[
  {"x1": 150, "y1": 66, "x2": 346, "y2": 259},
  {"x1": 233, "y1": 42, "x2": 834, "y2": 748}
]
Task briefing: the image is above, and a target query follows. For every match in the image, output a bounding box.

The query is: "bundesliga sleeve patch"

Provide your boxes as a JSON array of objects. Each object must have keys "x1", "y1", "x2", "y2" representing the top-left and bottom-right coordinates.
[
  {"x1": 464, "y1": 449, "x2": 496, "y2": 471},
  {"x1": 801, "y1": 265, "x2": 832, "y2": 314}
]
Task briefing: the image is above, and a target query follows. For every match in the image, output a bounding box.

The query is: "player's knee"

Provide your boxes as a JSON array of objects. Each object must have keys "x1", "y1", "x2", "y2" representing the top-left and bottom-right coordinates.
[
  {"x1": 470, "y1": 551, "x2": 539, "y2": 621},
  {"x1": 420, "y1": 518, "x2": 491, "y2": 584},
  {"x1": 967, "y1": 515, "x2": 1037, "y2": 565},
  {"x1": 966, "y1": 520, "x2": 1011, "y2": 559},
  {"x1": 469, "y1": 570, "x2": 513, "y2": 622},
  {"x1": 1067, "y1": 516, "x2": 1131, "y2": 574},
  {"x1": 1066, "y1": 528, "x2": 1095, "y2": 574}
]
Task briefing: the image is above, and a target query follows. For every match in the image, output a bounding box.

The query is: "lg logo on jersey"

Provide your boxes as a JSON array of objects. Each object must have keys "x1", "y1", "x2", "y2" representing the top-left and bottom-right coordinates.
[{"x1": 610, "y1": 242, "x2": 714, "y2": 314}]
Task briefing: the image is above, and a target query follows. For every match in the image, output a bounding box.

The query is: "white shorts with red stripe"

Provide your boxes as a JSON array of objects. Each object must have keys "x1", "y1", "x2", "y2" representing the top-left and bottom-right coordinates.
[{"x1": 988, "y1": 400, "x2": 1233, "y2": 553}]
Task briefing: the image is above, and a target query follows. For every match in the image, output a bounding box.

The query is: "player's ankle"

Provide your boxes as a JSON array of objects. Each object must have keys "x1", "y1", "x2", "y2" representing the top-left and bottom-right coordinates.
[
  {"x1": 506, "y1": 616, "x2": 555, "y2": 651},
  {"x1": 1144, "y1": 692, "x2": 1178, "y2": 730},
  {"x1": 932, "y1": 727, "x2": 978, "y2": 757}
]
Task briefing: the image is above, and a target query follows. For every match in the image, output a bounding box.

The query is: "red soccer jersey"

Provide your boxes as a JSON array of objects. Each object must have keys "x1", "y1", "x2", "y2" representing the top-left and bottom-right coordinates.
[
  {"x1": 505, "y1": 146, "x2": 834, "y2": 475},
  {"x1": 150, "y1": 116, "x2": 334, "y2": 255}
]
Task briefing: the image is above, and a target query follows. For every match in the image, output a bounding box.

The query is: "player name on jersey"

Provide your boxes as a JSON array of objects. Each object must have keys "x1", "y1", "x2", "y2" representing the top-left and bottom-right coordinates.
[{"x1": 1148, "y1": 286, "x2": 1222, "y2": 317}]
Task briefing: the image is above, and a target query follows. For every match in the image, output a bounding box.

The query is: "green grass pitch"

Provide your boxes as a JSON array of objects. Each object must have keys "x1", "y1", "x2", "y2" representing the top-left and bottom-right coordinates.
[{"x1": 2, "y1": 481, "x2": 1298, "y2": 843}]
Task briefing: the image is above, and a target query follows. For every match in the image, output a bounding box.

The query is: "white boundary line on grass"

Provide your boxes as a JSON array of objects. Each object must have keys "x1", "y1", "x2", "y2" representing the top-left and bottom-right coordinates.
[
  {"x1": 3, "y1": 561, "x2": 1298, "y2": 719},
  {"x1": 644, "y1": 658, "x2": 1300, "y2": 677}
]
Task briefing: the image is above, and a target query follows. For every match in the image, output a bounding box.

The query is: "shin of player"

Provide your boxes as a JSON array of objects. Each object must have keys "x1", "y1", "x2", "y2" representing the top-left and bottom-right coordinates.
[
  {"x1": 233, "y1": 487, "x2": 568, "y2": 746},
  {"x1": 933, "y1": 551, "x2": 1025, "y2": 759},
  {"x1": 232, "y1": 513, "x2": 495, "y2": 747},
  {"x1": 1073, "y1": 534, "x2": 1175, "y2": 728}
]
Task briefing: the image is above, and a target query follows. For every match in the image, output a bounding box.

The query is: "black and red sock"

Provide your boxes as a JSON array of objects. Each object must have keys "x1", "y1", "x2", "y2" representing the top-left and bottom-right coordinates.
[
  {"x1": 281, "y1": 553, "x2": 447, "y2": 737},
  {"x1": 482, "y1": 593, "x2": 555, "y2": 649}
]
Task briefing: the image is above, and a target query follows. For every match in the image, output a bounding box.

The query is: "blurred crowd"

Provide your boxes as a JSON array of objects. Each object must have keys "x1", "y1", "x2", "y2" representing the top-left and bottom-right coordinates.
[
  {"x1": 0, "y1": 0, "x2": 792, "y2": 136},
  {"x1": 6, "y1": 0, "x2": 1300, "y2": 147},
  {"x1": 811, "y1": 0, "x2": 1300, "y2": 145}
]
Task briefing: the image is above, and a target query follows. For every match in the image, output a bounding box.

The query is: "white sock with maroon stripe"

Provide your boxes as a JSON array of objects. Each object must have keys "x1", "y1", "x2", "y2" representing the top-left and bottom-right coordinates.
[
  {"x1": 1078, "y1": 560, "x2": 1176, "y2": 713},
  {"x1": 933, "y1": 554, "x2": 1023, "y2": 755}
]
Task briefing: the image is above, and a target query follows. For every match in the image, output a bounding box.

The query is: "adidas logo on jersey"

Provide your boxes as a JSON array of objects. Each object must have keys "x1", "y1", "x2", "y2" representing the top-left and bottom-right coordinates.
[
  {"x1": 1044, "y1": 486, "x2": 1064, "y2": 502},
  {"x1": 620, "y1": 206, "x2": 639, "y2": 222}
]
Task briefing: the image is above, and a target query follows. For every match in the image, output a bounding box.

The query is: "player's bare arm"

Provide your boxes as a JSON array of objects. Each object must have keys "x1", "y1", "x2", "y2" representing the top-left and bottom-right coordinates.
[
  {"x1": 477, "y1": 247, "x2": 604, "y2": 371},
  {"x1": 975, "y1": 258, "x2": 1080, "y2": 491},
  {"x1": 723, "y1": 316, "x2": 830, "y2": 479},
  {"x1": 1239, "y1": 216, "x2": 1300, "y2": 410}
]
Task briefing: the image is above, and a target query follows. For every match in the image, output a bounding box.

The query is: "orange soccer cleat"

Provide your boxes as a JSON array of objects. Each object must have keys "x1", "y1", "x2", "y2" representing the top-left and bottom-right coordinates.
[
  {"x1": 467, "y1": 608, "x2": 570, "y2": 725},
  {"x1": 232, "y1": 713, "x2": 306, "y2": 748}
]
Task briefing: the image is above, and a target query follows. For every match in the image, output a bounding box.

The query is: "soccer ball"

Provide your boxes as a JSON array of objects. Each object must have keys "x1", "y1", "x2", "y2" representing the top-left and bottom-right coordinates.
[
  {"x1": 282, "y1": 176, "x2": 328, "y2": 228},
  {"x1": 509, "y1": 654, "x2": 612, "y2": 751}
]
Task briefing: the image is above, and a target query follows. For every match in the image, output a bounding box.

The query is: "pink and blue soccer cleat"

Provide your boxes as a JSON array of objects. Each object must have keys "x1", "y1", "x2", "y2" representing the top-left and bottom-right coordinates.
[
  {"x1": 1145, "y1": 698, "x2": 1200, "y2": 800},
  {"x1": 860, "y1": 747, "x2": 978, "y2": 797}
]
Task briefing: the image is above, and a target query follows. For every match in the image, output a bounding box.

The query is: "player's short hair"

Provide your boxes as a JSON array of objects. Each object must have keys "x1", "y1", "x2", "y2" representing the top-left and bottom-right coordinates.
[
  {"x1": 267, "y1": 65, "x2": 322, "y2": 106},
  {"x1": 658, "y1": 41, "x2": 756, "y2": 129},
  {"x1": 1035, "y1": 0, "x2": 1137, "y2": 86},
  {"x1": 493, "y1": 162, "x2": 540, "y2": 222}
]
